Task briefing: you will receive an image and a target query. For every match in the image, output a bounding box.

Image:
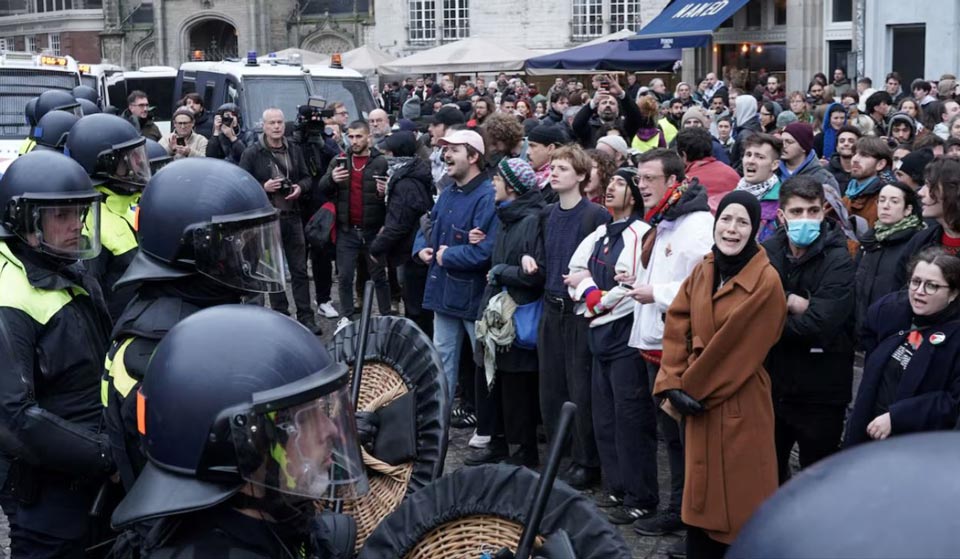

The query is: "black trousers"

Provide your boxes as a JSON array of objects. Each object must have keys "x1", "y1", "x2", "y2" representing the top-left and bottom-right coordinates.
[
  {"x1": 268, "y1": 214, "x2": 313, "y2": 323},
  {"x1": 774, "y1": 401, "x2": 846, "y2": 484},
  {"x1": 336, "y1": 227, "x2": 391, "y2": 318},
  {"x1": 474, "y1": 368, "x2": 540, "y2": 451},
  {"x1": 401, "y1": 259, "x2": 433, "y2": 338},
  {"x1": 308, "y1": 242, "x2": 333, "y2": 305},
  {"x1": 647, "y1": 360, "x2": 685, "y2": 512},
  {"x1": 3, "y1": 477, "x2": 99, "y2": 559},
  {"x1": 593, "y1": 350, "x2": 658, "y2": 509},
  {"x1": 474, "y1": 365, "x2": 504, "y2": 439},
  {"x1": 538, "y1": 297, "x2": 599, "y2": 469},
  {"x1": 687, "y1": 526, "x2": 729, "y2": 559}
]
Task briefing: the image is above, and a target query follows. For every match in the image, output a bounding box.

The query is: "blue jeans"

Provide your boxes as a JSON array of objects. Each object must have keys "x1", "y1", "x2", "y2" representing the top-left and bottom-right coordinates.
[{"x1": 433, "y1": 312, "x2": 476, "y2": 403}]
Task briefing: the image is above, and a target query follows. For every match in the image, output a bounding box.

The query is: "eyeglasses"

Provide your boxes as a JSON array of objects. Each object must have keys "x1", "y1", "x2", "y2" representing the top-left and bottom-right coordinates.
[
  {"x1": 335, "y1": 111, "x2": 349, "y2": 116},
  {"x1": 132, "y1": 103, "x2": 149, "y2": 108},
  {"x1": 174, "y1": 120, "x2": 193, "y2": 127},
  {"x1": 910, "y1": 277, "x2": 948, "y2": 295},
  {"x1": 638, "y1": 174, "x2": 664, "y2": 184}
]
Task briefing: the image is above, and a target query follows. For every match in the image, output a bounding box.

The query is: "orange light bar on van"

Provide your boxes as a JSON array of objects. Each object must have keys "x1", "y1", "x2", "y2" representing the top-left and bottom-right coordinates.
[
  {"x1": 78, "y1": 64, "x2": 91, "y2": 74},
  {"x1": 40, "y1": 55, "x2": 67, "y2": 66},
  {"x1": 192, "y1": 50, "x2": 204, "y2": 61},
  {"x1": 330, "y1": 53, "x2": 343, "y2": 69}
]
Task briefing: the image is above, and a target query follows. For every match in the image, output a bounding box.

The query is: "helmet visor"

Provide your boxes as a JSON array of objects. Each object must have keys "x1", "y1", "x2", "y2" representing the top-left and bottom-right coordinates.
[
  {"x1": 97, "y1": 142, "x2": 152, "y2": 188},
  {"x1": 231, "y1": 382, "x2": 369, "y2": 502},
  {"x1": 192, "y1": 209, "x2": 286, "y2": 294},
  {"x1": 11, "y1": 194, "x2": 102, "y2": 260}
]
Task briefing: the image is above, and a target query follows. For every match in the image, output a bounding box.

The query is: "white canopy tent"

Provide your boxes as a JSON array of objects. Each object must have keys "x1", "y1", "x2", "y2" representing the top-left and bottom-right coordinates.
[{"x1": 379, "y1": 38, "x2": 536, "y2": 75}]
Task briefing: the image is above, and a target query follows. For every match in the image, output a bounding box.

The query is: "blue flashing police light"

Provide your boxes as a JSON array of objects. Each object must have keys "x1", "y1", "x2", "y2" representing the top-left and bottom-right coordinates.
[{"x1": 246, "y1": 51, "x2": 258, "y2": 66}]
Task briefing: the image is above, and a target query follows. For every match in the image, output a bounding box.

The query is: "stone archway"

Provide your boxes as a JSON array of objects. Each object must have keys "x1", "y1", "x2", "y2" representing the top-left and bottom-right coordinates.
[
  {"x1": 132, "y1": 38, "x2": 157, "y2": 68},
  {"x1": 183, "y1": 17, "x2": 238, "y2": 61},
  {"x1": 301, "y1": 32, "x2": 353, "y2": 55}
]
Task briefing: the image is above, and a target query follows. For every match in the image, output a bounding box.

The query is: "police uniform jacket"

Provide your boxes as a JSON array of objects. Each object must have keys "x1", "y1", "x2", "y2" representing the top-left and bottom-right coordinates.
[
  {"x1": 0, "y1": 240, "x2": 113, "y2": 486},
  {"x1": 88, "y1": 184, "x2": 139, "y2": 320}
]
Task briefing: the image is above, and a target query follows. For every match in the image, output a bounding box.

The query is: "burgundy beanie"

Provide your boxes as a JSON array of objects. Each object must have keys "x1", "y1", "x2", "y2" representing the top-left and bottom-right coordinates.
[{"x1": 783, "y1": 122, "x2": 815, "y2": 154}]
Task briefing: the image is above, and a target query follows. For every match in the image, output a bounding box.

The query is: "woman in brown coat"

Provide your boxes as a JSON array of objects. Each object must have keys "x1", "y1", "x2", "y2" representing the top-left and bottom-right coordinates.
[{"x1": 654, "y1": 190, "x2": 787, "y2": 558}]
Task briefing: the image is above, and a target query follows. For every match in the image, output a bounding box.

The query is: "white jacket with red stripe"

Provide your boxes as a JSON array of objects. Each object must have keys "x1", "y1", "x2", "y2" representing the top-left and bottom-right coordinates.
[{"x1": 567, "y1": 218, "x2": 651, "y2": 328}]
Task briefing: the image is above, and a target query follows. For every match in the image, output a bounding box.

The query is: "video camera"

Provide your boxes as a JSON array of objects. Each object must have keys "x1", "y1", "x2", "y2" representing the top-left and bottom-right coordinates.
[{"x1": 293, "y1": 96, "x2": 337, "y2": 145}]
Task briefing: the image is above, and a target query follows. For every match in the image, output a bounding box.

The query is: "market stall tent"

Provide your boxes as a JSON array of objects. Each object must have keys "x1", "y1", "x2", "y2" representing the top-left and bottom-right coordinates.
[{"x1": 379, "y1": 38, "x2": 536, "y2": 74}]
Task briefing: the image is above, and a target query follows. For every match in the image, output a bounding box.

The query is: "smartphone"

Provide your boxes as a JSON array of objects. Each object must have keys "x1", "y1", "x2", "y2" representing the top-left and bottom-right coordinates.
[
  {"x1": 176, "y1": 136, "x2": 186, "y2": 146},
  {"x1": 335, "y1": 155, "x2": 347, "y2": 170}
]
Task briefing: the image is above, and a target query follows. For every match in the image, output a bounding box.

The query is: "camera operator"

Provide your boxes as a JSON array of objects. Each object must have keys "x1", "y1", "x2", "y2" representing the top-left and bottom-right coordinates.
[
  {"x1": 292, "y1": 98, "x2": 343, "y2": 320},
  {"x1": 239, "y1": 107, "x2": 321, "y2": 334},
  {"x1": 205, "y1": 102, "x2": 253, "y2": 163}
]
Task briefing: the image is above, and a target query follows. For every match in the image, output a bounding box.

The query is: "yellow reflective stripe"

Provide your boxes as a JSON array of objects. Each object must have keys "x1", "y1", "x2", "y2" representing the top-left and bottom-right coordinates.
[
  {"x1": 108, "y1": 338, "x2": 140, "y2": 399},
  {"x1": 17, "y1": 138, "x2": 35, "y2": 156},
  {"x1": 95, "y1": 186, "x2": 140, "y2": 229},
  {"x1": 94, "y1": 203, "x2": 138, "y2": 255},
  {"x1": 269, "y1": 441, "x2": 297, "y2": 490},
  {"x1": 0, "y1": 241, "x2": 80, "y2": 325}
]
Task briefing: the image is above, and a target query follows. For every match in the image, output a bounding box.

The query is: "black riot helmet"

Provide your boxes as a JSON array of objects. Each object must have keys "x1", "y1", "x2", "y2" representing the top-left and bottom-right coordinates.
[
  {"x1": 32, "y1": 110, "x2": 79, "y2": 152},
  {"x1": 110, "y1": 305, "x2": 368, "y2": 528},
  {"x1": 729, "y1": 432, "x2": 960, "y2": 559},
  {"x1": 0, "y1": 150, "x2": 102, "y2": 260},
  {"x1": 72, "y1": 84, "x2": 99, "y2": 104},
  {"x1": 114, "y1": 158, "x2": 285, "y2": 294},
  {"x1": 77, "y1": 98, "x2": 101, "y2": 116},
  {"x1": 142, "y1": 138, "x2": 172, "y2": 173},
  {"x1": 64, "y1": 113, "x2": 151, "y2": 192},
  {"x1": 35, "y1": 90, "x2": 81, "y2": 121},
  {"x1": 24, "y1": 97, "x2": 38, "y2": 128}
]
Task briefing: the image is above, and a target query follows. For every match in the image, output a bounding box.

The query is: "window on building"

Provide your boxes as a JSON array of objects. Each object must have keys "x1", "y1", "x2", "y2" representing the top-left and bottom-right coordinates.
[
  {"x1": 48, "y1": 32, "x2": 60, "y2": 55},
  {"x1": 0, "y1": 1, "x2": 29, "y2": 17},
  {"x1": 0, "y1": 38, "x2": 8, "y2": 51},
  {"x1": 25, "y1": 35, "x2": 36, "y2": 52},
  {"x1": 609, "y1": 0, "x2": 640, "y2": 31},
  {"x1": 441, "y1": 0, "x2": 469, "y2": 41},
  {"x1": 572, "y1": 0, "x2": 602, "y2": 40},
  {"x1": 408, "y1": 0, "x2": 436, "y2": 44},
  {"x1": 745, "y1": 0, "x2": 762, "y2": 27},
  {"x1": 35, "y1": 0, "x2": 74, "y2": 11},
  {"x1": 832, "y1": 0, "x2": 852, "y2": 22},
  {"x1": 774, "y1": 0, "x2": 787, "y2": 25}
]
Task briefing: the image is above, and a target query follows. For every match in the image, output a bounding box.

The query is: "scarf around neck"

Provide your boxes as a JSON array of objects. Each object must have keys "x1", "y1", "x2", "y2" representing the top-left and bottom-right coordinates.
[
  {"x1": 778, "y1": 150, "x2": 817, "y2": 180},
  {"x1": 644, "y1": 180, "x2": 688, "y2": 228},
  {"x1": 874, "y1": 214, "x2": 923, "y2": 242},
  {"x1": 845, "y1": 176, "x2": 879, "y2": 199},
  {"x1": 736, "y1": 175, "x2": 780, "y2": 200}
]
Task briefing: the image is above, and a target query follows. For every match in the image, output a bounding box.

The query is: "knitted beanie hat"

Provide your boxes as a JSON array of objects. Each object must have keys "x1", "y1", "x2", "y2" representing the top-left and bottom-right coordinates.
[{"x1": 497, "y1": 157, "x2": 538, "y2": 194}]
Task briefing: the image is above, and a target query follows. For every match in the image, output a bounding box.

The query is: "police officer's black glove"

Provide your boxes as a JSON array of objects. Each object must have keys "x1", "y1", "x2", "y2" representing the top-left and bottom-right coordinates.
[
  {"x1": 355, "y1": 411, "x2": 380, "y2": 450},
  {"x1": 664, "y1": 389, "x2": 705, "y2": 416}
]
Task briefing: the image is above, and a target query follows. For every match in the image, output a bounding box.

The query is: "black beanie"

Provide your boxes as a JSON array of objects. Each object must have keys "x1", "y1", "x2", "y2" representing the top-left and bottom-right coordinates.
[{"x1": 527, "y1": 124, "x2": 567, "y2": 146}]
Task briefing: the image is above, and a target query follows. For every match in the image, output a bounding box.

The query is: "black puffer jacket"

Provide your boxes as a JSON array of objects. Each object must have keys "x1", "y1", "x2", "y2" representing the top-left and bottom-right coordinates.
[
  {"x1": 763, "y1": 222, "x2": 857, "y2": 406},
  {"x1": 369, "y1": 158, "x2": 435, "y2": 266},
  {"x1": 319, "y1": 147, "x2": 389, "y2": 231},
  {"x1": 477, "y1": 190, "x2": 546, "y2": 373},
  {"x1": 827, "y1": 154, "x2": 852, "y2": 193},
  {"x1": 894, "y1": 222, "x2": 943, "y2": 288},
  {"x1": 855, "y1": 224, "x2": 921, "y2": 340}
]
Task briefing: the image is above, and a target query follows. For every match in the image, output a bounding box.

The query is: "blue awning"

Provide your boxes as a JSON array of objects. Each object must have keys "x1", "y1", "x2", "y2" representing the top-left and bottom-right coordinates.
[
  {"x1": 629, "y1": 0, "x2": 751, "y2": 51},
  {"x1": 525, "y1": 41, "x2": 681, "y2": 74}
]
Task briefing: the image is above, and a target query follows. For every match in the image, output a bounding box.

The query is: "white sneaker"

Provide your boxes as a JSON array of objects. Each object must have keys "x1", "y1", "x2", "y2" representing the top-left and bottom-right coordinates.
[
  {"x1": 317, "y1": 301, "x2": 338, "y2": 319},
  {"x1": 334, "y1": 317, "x2": 352, "y2": 336},
  {"x1": 468, "y1": 431, "x2": 491, "y2": 449}
]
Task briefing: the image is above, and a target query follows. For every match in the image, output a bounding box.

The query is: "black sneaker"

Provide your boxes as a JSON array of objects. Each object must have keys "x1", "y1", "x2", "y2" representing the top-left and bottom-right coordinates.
[
  {"x1": 666, "y1": 535, "x2": 687, "y2": 559},
  {"x1": 504, "y1": 446, "x2": 539, "y2": 468},
  {"x1": 450, "y1": 405, "x2": 477, "y2": 429},
  {"x1": 593, "y1": 492, "x2": 623, "y2": 509},
  {"x1": 634, "y1": 508, "x2": 685, "y2": 536},
  {"x1": 606, "y1": 506, "x2": 654, "y2": 525},
  {"x1": 463, "y1": 440, "x2": 508, "y2": 466}
]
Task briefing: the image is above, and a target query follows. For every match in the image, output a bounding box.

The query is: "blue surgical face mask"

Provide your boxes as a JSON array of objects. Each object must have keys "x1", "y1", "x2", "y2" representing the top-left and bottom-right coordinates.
[{"x1": 786, "y1": 218, "x2": 822, "y2": 247}]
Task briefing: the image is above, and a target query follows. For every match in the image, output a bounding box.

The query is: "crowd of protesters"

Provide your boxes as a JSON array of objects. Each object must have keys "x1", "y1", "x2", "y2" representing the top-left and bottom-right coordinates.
[
  {"x1": 359, "y1": 68, "x2": 960, "y2": 559},
  {"x1": 107, "y1": 68, "x2": 960, "y2": 559}
]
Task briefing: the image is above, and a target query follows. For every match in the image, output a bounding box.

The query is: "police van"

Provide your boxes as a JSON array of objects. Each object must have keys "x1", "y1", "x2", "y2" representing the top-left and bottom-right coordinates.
[
  {"x1": 0, "y1": 51, "x2": 81, "y2": 160},
  {"x1": 174, "y1": 51, "x2": 375, "y2": 135},
  {"x1": 78, "y1": 62, "x2": 124, "y2": 106},
  {"x1": 106, "y1": 66, "x2": 178, "y2": 135}
]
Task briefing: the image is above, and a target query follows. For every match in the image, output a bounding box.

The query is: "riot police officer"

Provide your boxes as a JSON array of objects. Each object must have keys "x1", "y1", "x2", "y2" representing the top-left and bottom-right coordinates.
[
  {"x1": 143, "y1": 138, "x2": 172, "y2": 173},
  {"x1": 30, "y1": 110, "x2": 79, "y2": 153},
  {"x1": 72, "y1": 84, "x2": 99, "y2": 106},
  {"x1": 0, "y1": 151, "x2": 114, "y2": 558},
  {"x1": 65, "y1": 113, "x2": 152, "y2": 319},
  {"x1": 102, "y1": 158, "x2": 287, "y2": 492},
  {"x1": 110, "y1": 304, "x2": 367, "y2": 558}
]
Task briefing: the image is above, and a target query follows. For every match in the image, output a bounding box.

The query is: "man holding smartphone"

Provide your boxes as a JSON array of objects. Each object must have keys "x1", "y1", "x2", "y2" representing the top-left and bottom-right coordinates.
[
  {"x1": 163, "y1": 106, "x2": 207, "y2": 159},
  {"x1": 319, "y1": 120, "x2": 390, "y2": 320}
]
